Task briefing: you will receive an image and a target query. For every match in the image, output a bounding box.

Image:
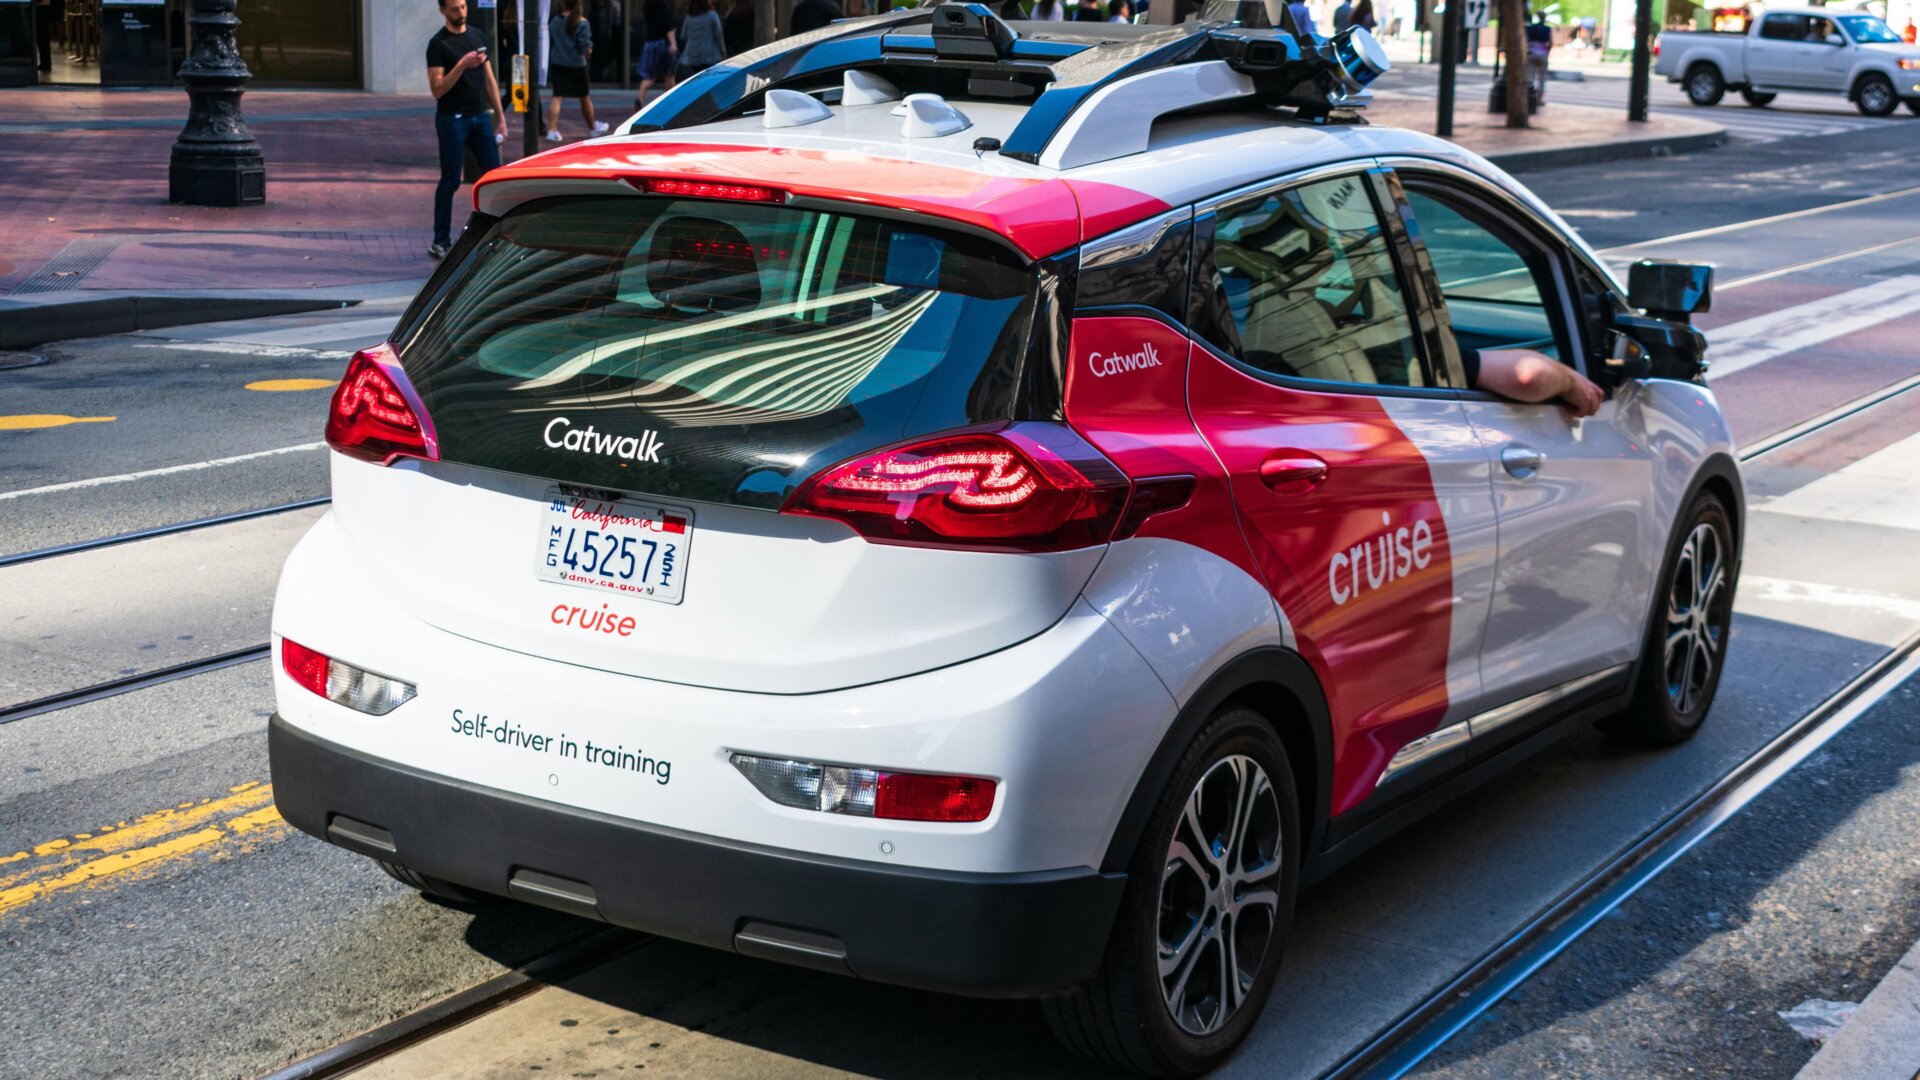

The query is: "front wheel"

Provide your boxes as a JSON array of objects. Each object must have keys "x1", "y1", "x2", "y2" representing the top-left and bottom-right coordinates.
[
  {"x1": 1686, "y1": 65, "x2": 1726, "y2": 106},
  {"x1": 1857, "y1": 74, "x2": 1898, "y2": 116},
  {"x1": 1600, "y1": 494, "x2": 1735, "y2": 746},
  {"x1": 1740, "y1": 89, "x2": 1777, "y2": 107},
  {"x1": 1043, "y1": 707, "x2": 1300, "y2": 1077}
]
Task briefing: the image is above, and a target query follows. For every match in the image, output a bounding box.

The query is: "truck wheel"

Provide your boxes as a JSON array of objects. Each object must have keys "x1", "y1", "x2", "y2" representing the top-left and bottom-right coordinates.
[
  {"x1": 1740, "y1": 90, "x2": 1776, "y2": 107},
  {"x1": 1856, "y1": 74, "x2": 1898, "y2": 116},
  {"x1": 1685, "y1": 65, "x2": 1725, "y2": 106},
  {"x1": 1599, "y1": 494, "x2": 1735, "y2": 747},
  {"x1": 378, "y1": 859, "x2": 496, "y2": 907},
  {"x1": 1043, "y1": 707, "x2": 1299, "y2": 1078}
]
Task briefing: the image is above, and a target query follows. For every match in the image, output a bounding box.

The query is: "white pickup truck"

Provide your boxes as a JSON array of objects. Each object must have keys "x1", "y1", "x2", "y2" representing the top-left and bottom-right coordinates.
[{"x1": 1655, "y1": 8, "x2": 1920, "y2": 116}]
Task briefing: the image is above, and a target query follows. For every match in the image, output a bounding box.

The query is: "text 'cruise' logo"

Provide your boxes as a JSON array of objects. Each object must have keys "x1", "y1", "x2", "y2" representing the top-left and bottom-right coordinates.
[{"x1": 543, "y1": 417, "x2": 664, "y2": 464}]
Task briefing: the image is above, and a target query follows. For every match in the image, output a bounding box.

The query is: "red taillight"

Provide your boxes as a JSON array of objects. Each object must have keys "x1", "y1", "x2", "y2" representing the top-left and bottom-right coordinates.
[
  {"x1": 282, "y1": 639, "x2": 331, "y2": 697},
  {"x1": 876, "y1": 772, "x2": 998, "y2": 823},
  {"x1": 636, "y1": 177, "x2": 788, "y2": 203},
  {"x1": 785, "y1": 425, "x2": 1130, "y2": 552},
  {"x1": 325, "y1": 344, "x2": 437, "y2": 465}
]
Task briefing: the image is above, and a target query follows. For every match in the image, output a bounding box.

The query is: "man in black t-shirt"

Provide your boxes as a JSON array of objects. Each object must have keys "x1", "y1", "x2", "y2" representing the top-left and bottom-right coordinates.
[{"x1": 427, "y1": 0, "x2": 509, "y2": 260}]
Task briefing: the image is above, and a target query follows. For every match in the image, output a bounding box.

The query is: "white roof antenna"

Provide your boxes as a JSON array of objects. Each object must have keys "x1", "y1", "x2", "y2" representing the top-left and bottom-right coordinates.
[
  {"x1": 762, "y1": 88, "x2": 833, "y2": 128},
  {"x1": 900, "y1": 93, "x2": 971, "y2": 138},
  {"x1": 843, "y1": 70, "x2": 903, "y2": 106}
]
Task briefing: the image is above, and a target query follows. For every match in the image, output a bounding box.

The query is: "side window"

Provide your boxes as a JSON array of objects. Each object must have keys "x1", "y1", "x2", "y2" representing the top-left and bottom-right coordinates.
[
  {"x1": 1207, "y1": 175, "x2": 1426, "y2": 388},
  {"x1": 1403, "y1": 187, "x2": 1568, "y2": 363},
  {"x1": 1805, "y1": 16, "x2": 1838, "y2": 43},
  {"x1": 1759, "y1": 14, "x2": 1807, "y2": 40}
]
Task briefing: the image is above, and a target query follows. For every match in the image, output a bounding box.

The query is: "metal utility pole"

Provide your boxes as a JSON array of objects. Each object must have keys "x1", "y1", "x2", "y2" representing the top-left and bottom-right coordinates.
[
  {"x1": 1628, "y1": 0, "x2": 1652, "y2": 120},
  {"x1": 522, "y1": 0, "x2": 543, "y2": 157},
  {"x1": 756, "y1": 0, "x2": 777, "y2": 45},
  {"x1": 1437, "y1": 0, "x2": 1462, "y2": 136},
  {"x1": 169, "y1": 0, "x2": 265, "y2": 205}
]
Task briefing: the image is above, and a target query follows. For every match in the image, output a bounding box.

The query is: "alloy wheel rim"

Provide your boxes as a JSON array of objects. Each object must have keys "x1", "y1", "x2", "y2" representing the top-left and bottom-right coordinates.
[
  {"x1": 1690, "y1": 74, "x2": 1715, "y2": 100},
  {"x1": 1664, "y1": 522, "x2": 1728, "y2": 715},
  {"x1": 1865, "y1": 83, "x2": 1892, "y2": 111},
  {"x1": 1158, "y1": 754, "x2": 1283, "y2": 1037}
]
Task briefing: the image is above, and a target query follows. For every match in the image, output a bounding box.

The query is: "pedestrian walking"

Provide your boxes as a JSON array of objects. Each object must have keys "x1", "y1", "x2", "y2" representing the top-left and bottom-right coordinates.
[
  {"x1": 34, "y1": 0, "x2": 52, "y2": 73},
  {"x1": 546, "y1": 0, "x2": 608, "y2": 142},
  {"x1": 1106, "y1": 0, "x2": 1131, "y2": 21},
  {"x1": 1072, "y1": 0, "x2": 1103, "y2": 21},
  {"x1": 722, "y1": 0, "x2": 755, "y2": 56},
  {"x1": 679, "y1": 0, "x2": 726, "y2": 76},
  {"x1": 426, "y1": 0, "x2": 507, "y2": 261},
  {"x1": 1525, "y1": 12, "x2": 1552, "y2": 103},
  {"x1": 1031, "y1": 0, "x2": 1067, "y2": 18},
  {"x1": 999, "y1": 0, "x2": 1026, "y2": 19},
  {"x1": 1285, "y1": 0, "x2": 1317, "y2": 36},
  {"x1": 1351, "y1": 0, "x2": 1376, "y2": 30},
  {"x1": 633, "y1": 0, "x2": 678, "y2": 109},
  {"x1": 1333, "y1": 0, "x2": 1352, "y2": 32},
  {"x1": 791, "y1": 0, "x2": 840, "y2": 34}
]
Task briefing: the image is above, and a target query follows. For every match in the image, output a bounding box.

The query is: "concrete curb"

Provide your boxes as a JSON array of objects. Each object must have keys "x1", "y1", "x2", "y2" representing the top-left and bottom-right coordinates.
[
  {"x1": 1482, "y1": 125, "x2": 1727, "y2": 173},
  {"x1": 1794, "y1": 935, "x2": 1920, "y2": 1080},
  {"x1": 0, "y1": 293, "x2": 366, "y2": 349}
]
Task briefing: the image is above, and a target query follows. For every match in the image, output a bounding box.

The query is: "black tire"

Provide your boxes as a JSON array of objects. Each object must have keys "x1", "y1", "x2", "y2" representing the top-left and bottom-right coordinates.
[
  {"x1": 378, "y1": 859, "x2": 496, "y2": 906},
  {"x1": 1740, "y1": 89, "x2": 1776, "y2": 107},
  {"x1": 1685, "y1": 65, "x2": 1725, "y2": 106},
  {"x1": 1856, "y1": 74, "x2": 1898, "y2": 116},
  {"x1": 1600, "y1": 494, "x2": 1735, "y2": 746},
  {"x1": 1043, "y1": 707, "x2": 1300, "y2": 1078}
]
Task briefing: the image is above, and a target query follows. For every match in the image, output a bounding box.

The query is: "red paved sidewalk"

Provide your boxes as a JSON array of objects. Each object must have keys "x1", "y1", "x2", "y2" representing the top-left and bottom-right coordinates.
[
  {"x1": 0, "y1": 85, "x2": 1717, "y2": 300},
  {"x1": 0, "y1": 89, "x2": 635, "y2": 296}
]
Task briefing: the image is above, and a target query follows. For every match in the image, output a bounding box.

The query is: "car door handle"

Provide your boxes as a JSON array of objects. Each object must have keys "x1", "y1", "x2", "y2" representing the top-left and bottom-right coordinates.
[
  {"x1": 1259, "y1": 453, "x2": 1328, "y2": 493},
  {"x1": 1501, "y1": 445, "x2": 1545, "y2": 478}
]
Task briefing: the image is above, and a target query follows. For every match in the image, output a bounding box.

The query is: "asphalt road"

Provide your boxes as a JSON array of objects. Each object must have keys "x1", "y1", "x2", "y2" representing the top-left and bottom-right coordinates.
[{"x1": 4, "y1": 119, "x2": 1920, "y2": 1080}]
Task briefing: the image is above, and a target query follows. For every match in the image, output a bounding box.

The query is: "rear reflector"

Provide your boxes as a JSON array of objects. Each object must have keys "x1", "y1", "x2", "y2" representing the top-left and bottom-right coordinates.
[
  {"x1": 783, "y1": 424, "x2": 1129, "y2": 553},
  {"x1": 325, "y1": 344, "x2": 438, "y2": 466},
  {"x1": 280, "y1": 638, "x2": 417, "y2": 716},
  {"x1": 636, "y1": 177, "x2": 788, "y2": 203},
  {"x1": 730, "y1": 753, "x2": 997, "y2": 823}
]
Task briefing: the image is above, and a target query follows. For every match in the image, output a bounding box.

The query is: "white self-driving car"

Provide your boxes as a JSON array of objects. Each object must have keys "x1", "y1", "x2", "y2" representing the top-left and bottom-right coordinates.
[{"x1": 270, "y1": 6, "x2": 1740, "y2": 1074}]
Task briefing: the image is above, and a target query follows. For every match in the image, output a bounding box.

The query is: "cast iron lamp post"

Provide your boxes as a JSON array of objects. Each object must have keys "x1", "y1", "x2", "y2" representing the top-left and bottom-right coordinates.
[{"x1": 169, "y1": 0, "x2": 266, "y2": 206}]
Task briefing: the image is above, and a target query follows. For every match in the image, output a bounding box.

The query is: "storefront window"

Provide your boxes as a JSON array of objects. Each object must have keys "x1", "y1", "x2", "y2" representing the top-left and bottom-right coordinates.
[{"x1": 235, "y1": 0, "x2": 358, "y2": 86}]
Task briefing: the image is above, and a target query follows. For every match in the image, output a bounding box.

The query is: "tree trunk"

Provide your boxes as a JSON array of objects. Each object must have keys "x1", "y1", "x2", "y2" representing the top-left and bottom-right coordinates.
[
  {"x1": 1502, "y1": 0, "x2": 1529, "y2": 129},
  {"x1": 756, "y1": 0, "x2": 776, "y2": 44}
]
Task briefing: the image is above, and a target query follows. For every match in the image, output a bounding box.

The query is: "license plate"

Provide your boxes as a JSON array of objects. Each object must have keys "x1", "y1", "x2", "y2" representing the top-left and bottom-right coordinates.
[{"x1": 535, "y1": 489, "x2": 692, "y2": 605}]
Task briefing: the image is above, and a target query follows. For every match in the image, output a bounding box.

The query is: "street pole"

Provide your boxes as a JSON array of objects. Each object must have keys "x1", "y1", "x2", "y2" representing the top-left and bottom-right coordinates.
[
  {"x1": 523, "y1": 0, "x2": 541, "y2": 158},
  {"x1": 755, "y1": 0, "x2": 776, "y2": 45},
  {"x1": 1501, "y1": 0, "x2": 1528, "y2": 128},
  {"x1": 1437, "y1": 0, "x2": 1461, "y2": 137},
  {"x1": 1628, "y1": 0, "x2": 1652, "y2": 121},
  {"x1": 168, "y1": 0, "x2": 264, "y2": 206}
]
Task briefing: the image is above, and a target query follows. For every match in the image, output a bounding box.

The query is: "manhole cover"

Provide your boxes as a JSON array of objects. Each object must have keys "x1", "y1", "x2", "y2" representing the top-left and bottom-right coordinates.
[{"x1": 0, "y1": 352, "x2": 50, "y2": 370}]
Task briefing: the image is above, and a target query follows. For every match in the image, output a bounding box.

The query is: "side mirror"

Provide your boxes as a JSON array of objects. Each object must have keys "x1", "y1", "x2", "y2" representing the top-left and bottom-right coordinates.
[
  {"x1": 1606, "y1": 313, "x2": 1708, "y2": 384},
  {"x1": 1628, "y1": 260, "x2": 1713, "y2": 322}
]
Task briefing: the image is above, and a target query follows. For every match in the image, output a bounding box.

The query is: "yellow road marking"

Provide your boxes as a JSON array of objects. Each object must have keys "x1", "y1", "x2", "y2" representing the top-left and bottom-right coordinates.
[
  {"x1": 0, "y1": 782, "x2": 291, "y2": 917},
  {"x1": 0, "y1": 414, "x2": 116, "y2": 430},
  {"x1": 245, "y1": 378, "x2": 337, "y2": 392}
]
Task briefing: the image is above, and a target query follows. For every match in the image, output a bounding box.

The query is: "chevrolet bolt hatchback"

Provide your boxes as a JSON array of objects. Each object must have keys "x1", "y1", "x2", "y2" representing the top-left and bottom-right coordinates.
[{"x1": 268, "y1": 7, "x2": 1740, "y2": 1075}]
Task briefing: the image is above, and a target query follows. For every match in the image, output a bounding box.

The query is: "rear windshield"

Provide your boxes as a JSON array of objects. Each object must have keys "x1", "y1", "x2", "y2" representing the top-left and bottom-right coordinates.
[{"x1": 393, "y1": 196, "x2": 1036, "y2": 509}]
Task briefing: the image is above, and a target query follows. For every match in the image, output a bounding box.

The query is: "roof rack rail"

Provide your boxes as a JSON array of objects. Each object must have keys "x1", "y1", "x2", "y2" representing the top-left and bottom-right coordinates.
[{"x1": 623, "y1": 2, "x2": 1390, "y2": 169}]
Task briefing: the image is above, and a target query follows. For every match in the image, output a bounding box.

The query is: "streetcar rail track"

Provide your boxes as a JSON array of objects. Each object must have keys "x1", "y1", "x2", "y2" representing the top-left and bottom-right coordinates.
[
  {"x1": 1323, "y1": 634, "x2": 1920, "y2": 1079},
  {"x1": 256, "y1": 929, "x2": 651, "y2": 1080},
  {"x1": 0, "y1": 645, "x2": 272, "y2": 726},
  {"x1": 0, "y1": 496, "x2": 331, "y2": 570}
]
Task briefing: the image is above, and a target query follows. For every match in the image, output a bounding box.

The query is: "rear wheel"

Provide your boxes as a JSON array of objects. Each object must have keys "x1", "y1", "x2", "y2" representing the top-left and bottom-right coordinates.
[
  {"x1": 1600, "y1": 494, "x2": 1735, "y2": 746},
  {"x1": 378, "y1": 860, "x2": 496, "y2": 906},
  {"x1": 1043, "y1": 707, "x2": 1299, "y2": 1077},
  {"x1": 1740, "y1": 89, "x2": 1777, "y2": 107},
  {"x1": 1857, "y1": 74, "x2": 1898, "y2": 116},
  {"x1": 1685, "y1": 65, "x2": 1726, "y2": 106}
]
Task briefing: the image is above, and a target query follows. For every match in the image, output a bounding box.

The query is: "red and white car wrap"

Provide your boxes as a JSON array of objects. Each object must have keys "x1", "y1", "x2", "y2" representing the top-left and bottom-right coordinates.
[{"x1": 268, "y1": 14, "x2": 1740, "y2": 1073}]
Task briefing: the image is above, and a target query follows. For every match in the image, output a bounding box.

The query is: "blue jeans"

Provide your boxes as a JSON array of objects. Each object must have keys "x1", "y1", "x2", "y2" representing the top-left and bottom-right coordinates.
[{"x1": 434, "y1": 111, "x2": 501, "y2": 247}]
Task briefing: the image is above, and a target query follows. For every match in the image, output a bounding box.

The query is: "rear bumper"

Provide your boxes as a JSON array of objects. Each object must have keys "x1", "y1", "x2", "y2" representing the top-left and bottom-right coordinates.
[{"x1": 270, "y1": 715, "x2": 1126, "y2": 998}]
